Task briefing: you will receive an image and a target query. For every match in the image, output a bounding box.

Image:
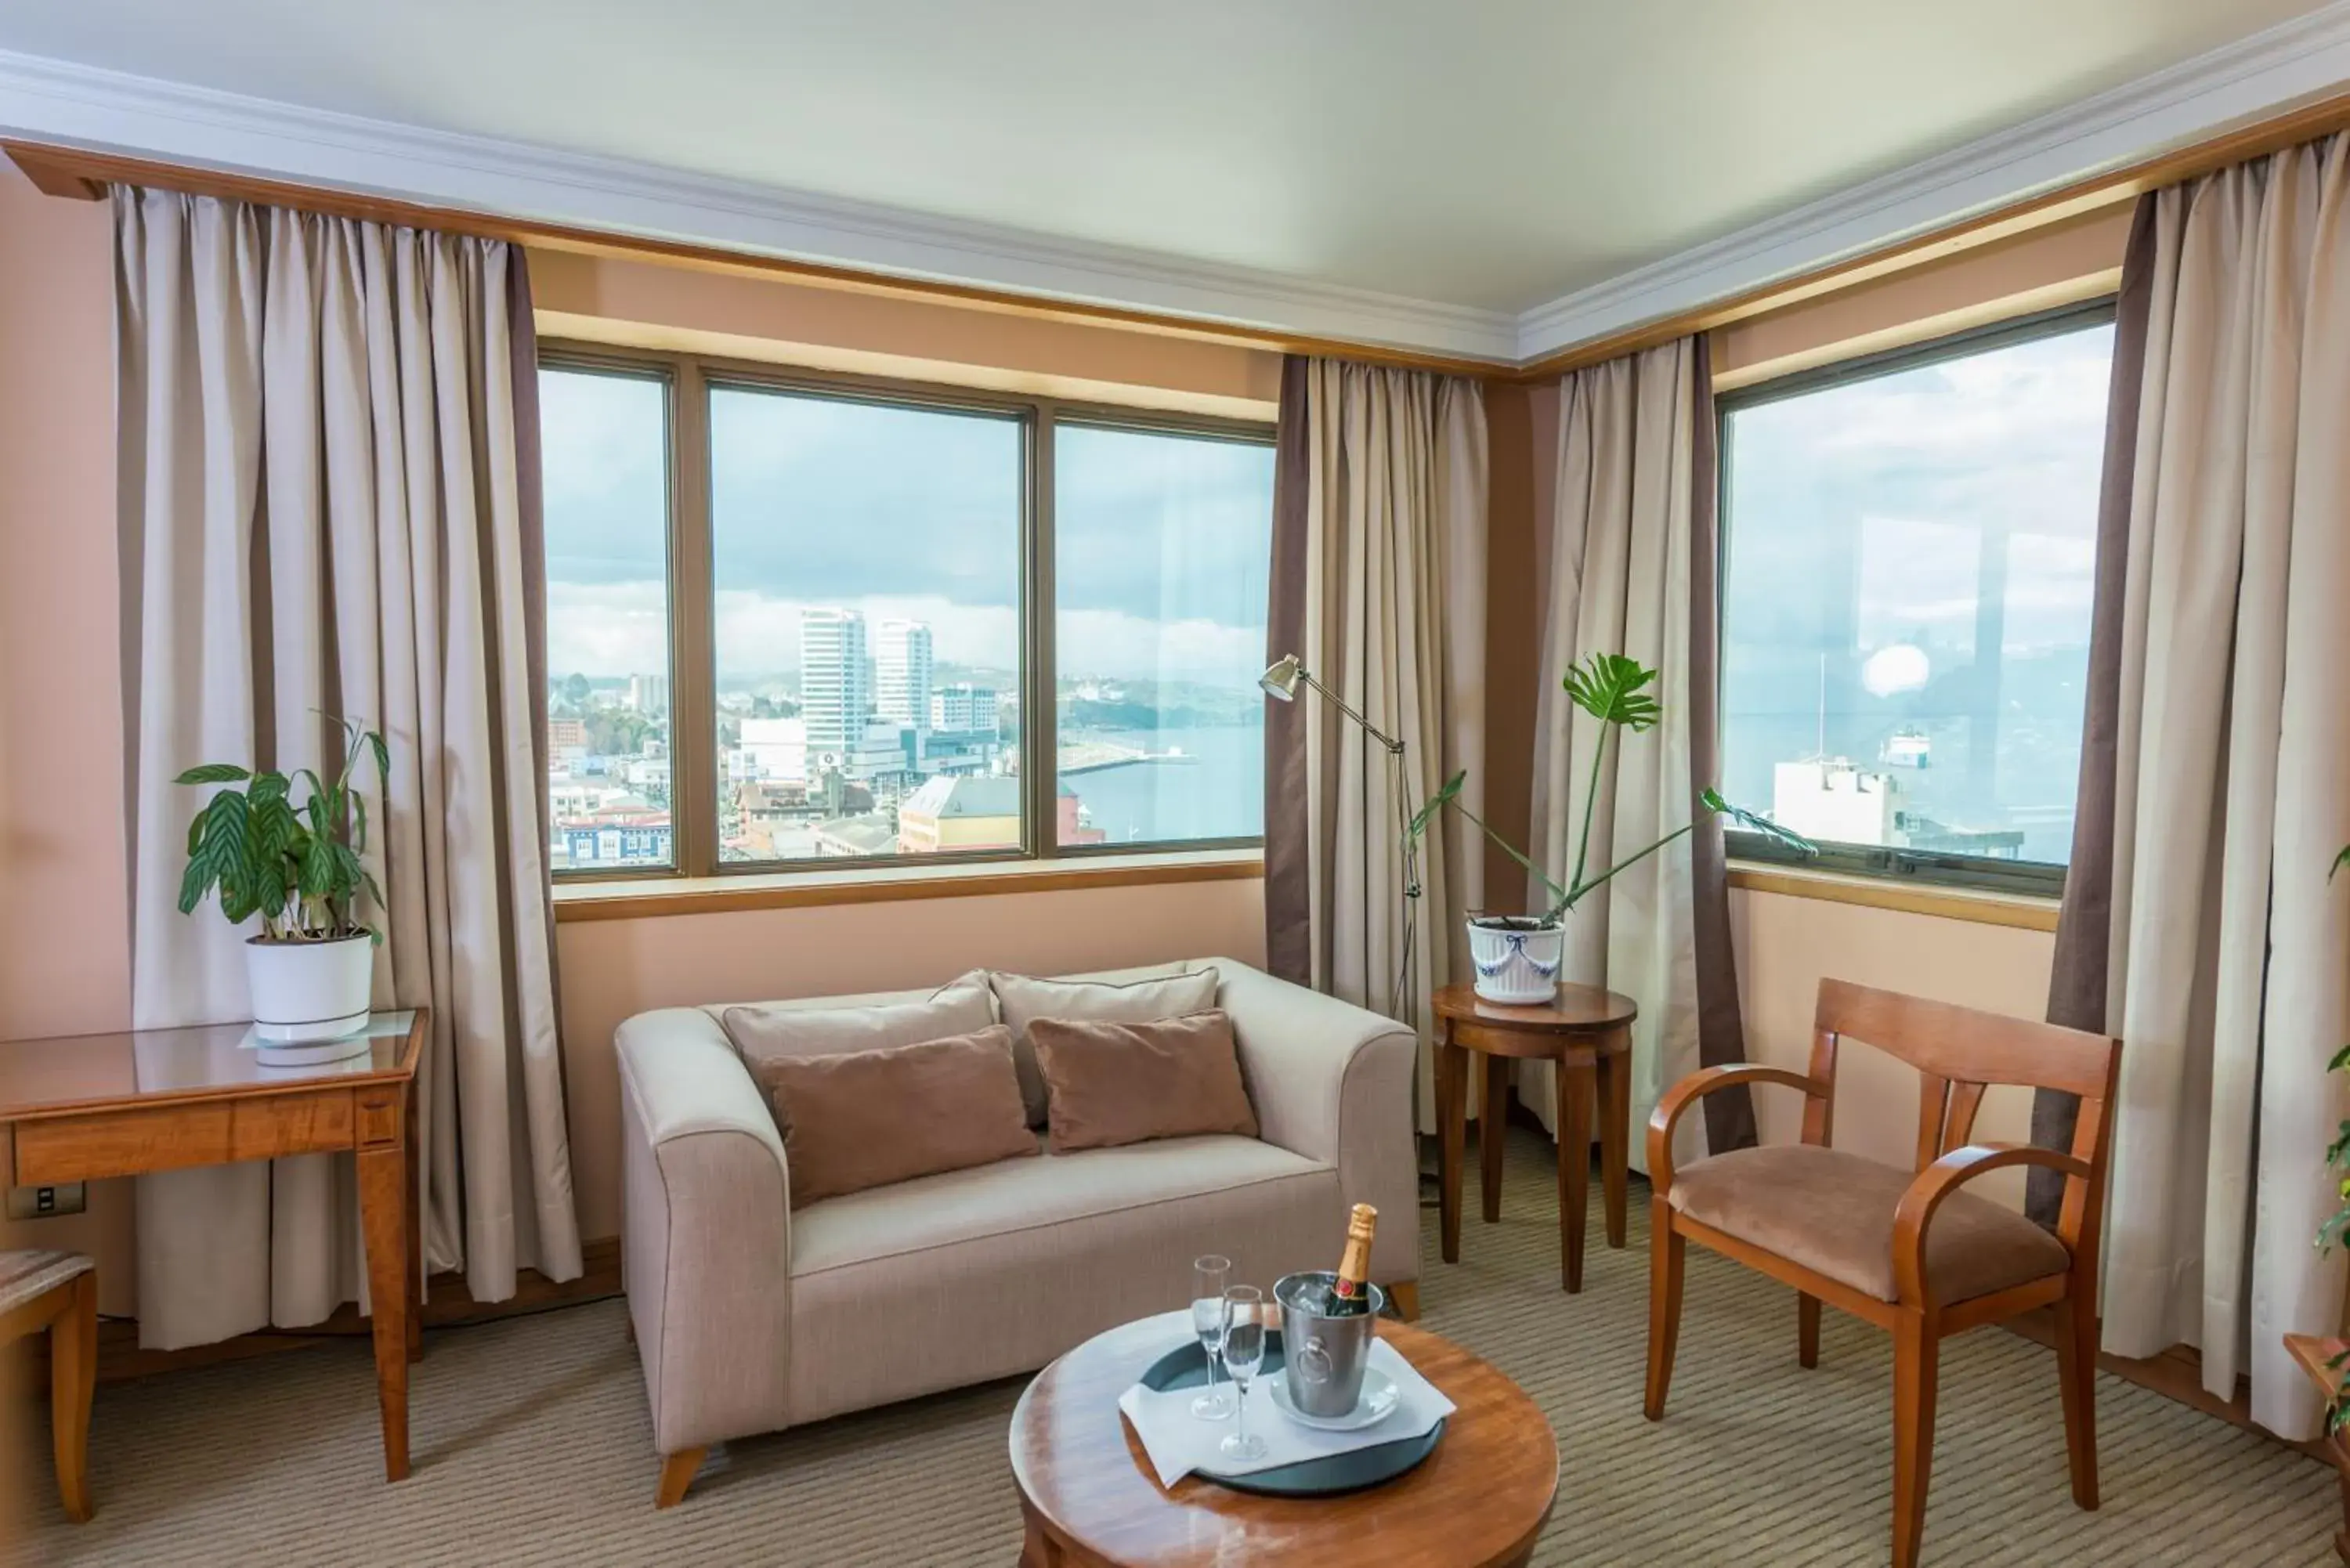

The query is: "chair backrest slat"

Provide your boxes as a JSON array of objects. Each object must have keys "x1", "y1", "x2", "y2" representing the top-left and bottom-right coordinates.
[{"x1": 1943, "y1": 1080, "x2": 1987, "y2": 1154}]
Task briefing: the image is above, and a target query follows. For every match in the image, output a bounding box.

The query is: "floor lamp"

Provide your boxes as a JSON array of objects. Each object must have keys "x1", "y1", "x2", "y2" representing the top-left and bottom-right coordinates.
[{"x1": 1259, "y1": 655, "x2": 1423, "y2": 1024}]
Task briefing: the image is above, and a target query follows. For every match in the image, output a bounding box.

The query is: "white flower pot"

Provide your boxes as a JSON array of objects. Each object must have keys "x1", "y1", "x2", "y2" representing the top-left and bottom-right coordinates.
[
  {"x1": 1466, "y1": 918, "x2": 1564, "y2": 1005},
  {"x1": 245, "y1": 934, "x2": 374, "y2": 1045}
]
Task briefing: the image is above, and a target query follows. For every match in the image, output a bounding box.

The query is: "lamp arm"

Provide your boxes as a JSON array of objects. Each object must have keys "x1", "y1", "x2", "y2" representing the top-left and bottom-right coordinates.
[{"x1": 1290, "y1": 668, "x2": 1405, "y2": 754}]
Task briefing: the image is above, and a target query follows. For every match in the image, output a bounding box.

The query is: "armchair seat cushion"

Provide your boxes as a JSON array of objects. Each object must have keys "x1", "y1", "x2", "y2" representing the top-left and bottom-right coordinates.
[{"x1": 1668, "y1": 1145, "x2": 2069, "y2": 1304}]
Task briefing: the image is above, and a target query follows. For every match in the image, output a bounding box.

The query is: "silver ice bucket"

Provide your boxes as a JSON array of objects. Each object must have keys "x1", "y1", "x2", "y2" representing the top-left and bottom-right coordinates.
[{"x1": 1274, "y1": 1271, "x2": 1385, "y2": 1418}]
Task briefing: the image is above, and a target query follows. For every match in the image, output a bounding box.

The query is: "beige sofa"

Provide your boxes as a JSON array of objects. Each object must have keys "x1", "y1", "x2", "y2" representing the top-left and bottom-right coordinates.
[{"x1": 616, "y1": 956, "x2": 1419, "y2": 1505}]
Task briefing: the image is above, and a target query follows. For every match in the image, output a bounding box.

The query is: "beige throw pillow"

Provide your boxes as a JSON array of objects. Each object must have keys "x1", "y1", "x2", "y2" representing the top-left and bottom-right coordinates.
[
  {"x1": 990, "y1": 967, "x2": 1220, "y2": 1125},
  {"x1": 765, "y1": 1025, "x2": 1036, "y2": 1209},
  {"x1": 721, "y1": 970, "x2": 996, "y2": 1108},
  {"x1": 1028, "y1": 1010, "x2": 1258, "y2": 1153}
]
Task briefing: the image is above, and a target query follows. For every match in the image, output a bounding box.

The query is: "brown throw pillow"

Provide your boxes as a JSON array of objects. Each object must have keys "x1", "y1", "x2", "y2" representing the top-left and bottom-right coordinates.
[
  {"x1": 765, "y1": 1024, "x2": 1036, "y2": 1209},
  {"x1": 990, "y1": 968, "x2": 1220, "y2": 1126},
  {"x1": 1028, "y1": 1010, "x2": 1258, "y2": 1154}
]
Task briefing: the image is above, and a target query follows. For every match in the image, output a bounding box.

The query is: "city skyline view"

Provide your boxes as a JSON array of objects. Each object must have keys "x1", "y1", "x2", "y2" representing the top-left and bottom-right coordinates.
[{"x1": 540, "y1": 367, "x2": 1275, "y2": 869}]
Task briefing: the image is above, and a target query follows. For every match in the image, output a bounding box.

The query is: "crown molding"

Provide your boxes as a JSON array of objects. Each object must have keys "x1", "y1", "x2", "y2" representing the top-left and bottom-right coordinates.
[
  {"x1": 1514, "y1": 1, "x2": 2350, "y2": 361},
  {"x1": 0, "y1": 48, "x2": 1519, "y2": 363},
  {"x1": 4, "y1": 5, "x2": 2348, "y2": 375}
]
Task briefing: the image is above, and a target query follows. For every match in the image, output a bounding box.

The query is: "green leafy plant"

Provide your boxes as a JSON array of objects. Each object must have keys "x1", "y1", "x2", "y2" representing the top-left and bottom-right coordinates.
[
  {"x1": 1408, "y1": 652, "x2": 1813, "y2": 925},
  {"x1": 176, "y1": 717, "x2": 389, "y2": 944},
  {"x1": 2316, "y1": 845, "x2": 2350, "y2": 1429}
]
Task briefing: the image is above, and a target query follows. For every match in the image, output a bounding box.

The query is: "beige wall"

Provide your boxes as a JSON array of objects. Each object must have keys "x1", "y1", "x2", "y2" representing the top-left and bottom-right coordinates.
[{"x1": 0, "y1": 166, "x2": 138, "y2": 1299}]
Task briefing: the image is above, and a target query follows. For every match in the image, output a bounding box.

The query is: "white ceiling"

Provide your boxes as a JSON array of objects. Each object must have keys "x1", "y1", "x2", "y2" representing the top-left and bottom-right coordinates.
[{"x1": 0, "y1": 1, "x2": 2341, "y2": 356}]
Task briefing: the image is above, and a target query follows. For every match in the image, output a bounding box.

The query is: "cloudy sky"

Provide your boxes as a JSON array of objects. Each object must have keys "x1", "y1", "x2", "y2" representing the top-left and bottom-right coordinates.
[{"x1": 538, "y1": 370, "x2": 1274, "y2": 691}]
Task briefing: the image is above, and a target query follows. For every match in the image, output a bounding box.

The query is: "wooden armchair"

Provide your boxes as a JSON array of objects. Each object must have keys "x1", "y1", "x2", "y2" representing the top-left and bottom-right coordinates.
[{"x1": 1643, "y1": 979, "x2": 2119, "y2": 1568}]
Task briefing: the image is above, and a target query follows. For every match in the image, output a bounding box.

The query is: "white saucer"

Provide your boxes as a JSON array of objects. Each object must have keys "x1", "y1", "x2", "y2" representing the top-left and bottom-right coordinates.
[{"x1": 1267, "y1": 1367, "x2": 1400, "y2": 1432}]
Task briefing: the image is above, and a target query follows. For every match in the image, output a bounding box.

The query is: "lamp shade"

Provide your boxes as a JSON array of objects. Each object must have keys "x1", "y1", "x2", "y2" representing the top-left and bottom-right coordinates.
[{"x1": 1260, "y1": 655, "x2": 1303, "y2": 701}]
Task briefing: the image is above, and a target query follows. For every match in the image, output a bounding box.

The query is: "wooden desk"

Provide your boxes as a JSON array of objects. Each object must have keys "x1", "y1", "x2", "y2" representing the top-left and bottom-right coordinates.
[
  {"x1": 0, "y1": 1012, "x2": 425, "y2": 1481},
  {"x1": 1433, "y1": 983, "x2": 1636, "y2": 1293},
  {"x1": 1010, "y1": 1311, "x2": 1556, "y2": 1567}
]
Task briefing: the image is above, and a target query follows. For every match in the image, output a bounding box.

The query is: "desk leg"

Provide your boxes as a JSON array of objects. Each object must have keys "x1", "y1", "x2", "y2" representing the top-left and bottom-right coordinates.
[
  {"x1": 356, "y1": 1086, "x2": 413, "y2": 1482},
  {"x1": 403, "y1": 1076, "x2": 423, "y2": 1364},
  {"x1": 1480, "y1": 1052, "x2": 1509, "y2": 1224},
  {"x1": 1600, "y1": 1031, "x2": 1630, "y2": 1250},
  {"x1": 1437, "y1": 1031, "x2": 1466, "y2": 1264},
  {"x1": 1556, "y1": 1056, "x2": 1595, "y2": 1293}
]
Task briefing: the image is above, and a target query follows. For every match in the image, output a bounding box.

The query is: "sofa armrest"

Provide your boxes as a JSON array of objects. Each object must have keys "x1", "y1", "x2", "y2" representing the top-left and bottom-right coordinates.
[
  {"x1": 1204, "y1": 959, "x2": 1420, "y2": 1285},
  {"x1": 616, "y1": 1008, "x2": 794, "y2": 1456}
]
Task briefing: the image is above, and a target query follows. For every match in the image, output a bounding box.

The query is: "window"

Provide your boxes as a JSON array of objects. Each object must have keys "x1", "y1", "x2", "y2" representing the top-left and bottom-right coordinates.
[
  {"x1": 540, "y1": 366, "x2": 674, "y2": 872},
  {"x1": 1717, "y1": 305, "x2": 2116, "y2": 894},
  {"x1": 1053, "y1": 425, "x2": 1274, "y2": 848},
  {"x1": 538, "y1": 350, "x2": 1276, "y2": 878}
]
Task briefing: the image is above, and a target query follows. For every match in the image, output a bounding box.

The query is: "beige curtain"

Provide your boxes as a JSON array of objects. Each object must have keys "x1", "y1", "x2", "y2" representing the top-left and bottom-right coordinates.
[
  {"x1": 1526, "y1": 337, "x2": 1751, "y2": 1172},
  {"x1": 2081, "y1": 135, "x2": 2350, "y2": 1439},
  {"x1": 1265, "y1": 358, "x2": 1487, "y2": 1129},
  {"x1": 117, "y1": 188, "x2": 582, "y2": 1349}
]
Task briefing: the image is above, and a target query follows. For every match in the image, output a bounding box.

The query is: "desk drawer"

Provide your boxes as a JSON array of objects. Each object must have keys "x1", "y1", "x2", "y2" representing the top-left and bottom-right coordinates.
[{"x1": 11, "y1": 1090, "x2": 357, "y2": 1183}]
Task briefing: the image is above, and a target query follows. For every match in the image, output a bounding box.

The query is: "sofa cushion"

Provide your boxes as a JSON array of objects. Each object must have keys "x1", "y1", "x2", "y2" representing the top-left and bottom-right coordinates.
[
  {"x1": 765, "y1": 1024, "x2": 1036, "y2": 1209},
  {"x1": 991, "y1": 967, "x2": 1220, "y2": 1125},
  {"x1": 786, "y1": 1133, "x2": 1338, "y2": 1422},
  {"x1": 721, "y1": 970, "x2": 996, "y2": 1106},
  {"x1": 1029, "y1": 1010, "x2": 1257, "y2": 1152},
  {"x1": 1668, "y1": 1144, "x2": 2070, "y2": 1304}
]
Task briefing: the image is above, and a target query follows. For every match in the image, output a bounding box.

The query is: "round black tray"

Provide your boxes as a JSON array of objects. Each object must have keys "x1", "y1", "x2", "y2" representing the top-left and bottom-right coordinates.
[{"x1": 1136, "y1": 1331, "x2": 1444, "y2": 1498}]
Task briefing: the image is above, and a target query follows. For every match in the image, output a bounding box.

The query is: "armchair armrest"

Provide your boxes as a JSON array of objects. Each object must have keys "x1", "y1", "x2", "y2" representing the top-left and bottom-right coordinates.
[
  {"x1": 1206, "y1": 959, "x2": 1419, "y2": 1286},
  {"x1": 1891, "y1": 1142, "x2": 2091, "y2": 1306},
  {"x1": 1647, "y1": 1065, "x2": 1824, "y2": 1193},
  {"x1": 616, "y1": 1009, "x2": 794, "y2": 1455}
]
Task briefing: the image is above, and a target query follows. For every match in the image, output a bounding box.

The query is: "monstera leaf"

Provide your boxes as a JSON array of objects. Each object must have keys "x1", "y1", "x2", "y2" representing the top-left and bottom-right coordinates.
[{"x1": 1563, "y1": 653, "x2": 1661, "y2": 732}]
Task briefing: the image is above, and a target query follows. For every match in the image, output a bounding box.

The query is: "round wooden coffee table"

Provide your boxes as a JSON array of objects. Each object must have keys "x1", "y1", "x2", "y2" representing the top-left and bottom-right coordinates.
[{"x1": 1010, "y1": 1310, "x2": 1556, "y2": 1567}]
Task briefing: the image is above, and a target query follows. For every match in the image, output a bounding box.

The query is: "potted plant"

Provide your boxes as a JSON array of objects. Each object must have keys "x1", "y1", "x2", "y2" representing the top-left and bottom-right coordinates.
[
  {"x1": 177, "y1": 718, "x2": 389, "y2": 1058},
  {"x1": 1409, "y1": 653, "x2": 1810, "y2": 1004}
]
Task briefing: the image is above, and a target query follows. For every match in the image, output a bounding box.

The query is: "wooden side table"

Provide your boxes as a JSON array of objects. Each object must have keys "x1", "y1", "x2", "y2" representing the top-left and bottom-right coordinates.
[
  {"x1": 1433, "y1": 983, "x2": 1636, "y2": 1293},
  {"x1": 0, "y1": 1011, "x2": 426, "y2": 1482}
]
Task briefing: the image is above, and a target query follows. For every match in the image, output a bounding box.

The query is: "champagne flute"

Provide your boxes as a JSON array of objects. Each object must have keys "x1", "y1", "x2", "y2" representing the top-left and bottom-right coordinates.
[
  {"x1": 1190, "y1": 1255, "x2": 1233, "y2": 1418},
  {"x1": 1218, "y1": 1285, "x2": 1267, "y2": 1462}
]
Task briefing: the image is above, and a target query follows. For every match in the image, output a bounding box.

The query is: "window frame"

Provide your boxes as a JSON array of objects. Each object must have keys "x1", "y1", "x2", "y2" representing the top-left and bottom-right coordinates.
[
  {"x1": 539, "y1": 341, "x2": 1277, "y2": 882},
  {"x1": 1712, "y1": 298, "x2": 2119, "y2": 900}
]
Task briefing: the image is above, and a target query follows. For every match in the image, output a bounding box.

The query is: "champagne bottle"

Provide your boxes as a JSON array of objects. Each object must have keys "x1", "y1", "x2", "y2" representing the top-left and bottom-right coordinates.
[{"x1": 1326, "y1": 1203, "x2": 1379, "y2": 1316}]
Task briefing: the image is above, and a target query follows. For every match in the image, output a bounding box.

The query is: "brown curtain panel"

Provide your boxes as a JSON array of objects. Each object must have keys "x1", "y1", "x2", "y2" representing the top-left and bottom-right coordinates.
[
  {"x1": 1265, "y1": 354, "x2": 1314, "y2": 985},
  {"x1": 1683, "y1": 337, "x2": 1755, "y2": 1154},
  {"x1": 2026, "y1": 195, "x2": 2157, "y2": 1227}
]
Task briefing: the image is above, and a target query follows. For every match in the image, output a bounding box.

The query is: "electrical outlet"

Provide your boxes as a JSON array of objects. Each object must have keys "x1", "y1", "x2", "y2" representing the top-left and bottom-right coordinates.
[{"x1": 5, "y1": 1183, "x2": 85, "y2": 1219}]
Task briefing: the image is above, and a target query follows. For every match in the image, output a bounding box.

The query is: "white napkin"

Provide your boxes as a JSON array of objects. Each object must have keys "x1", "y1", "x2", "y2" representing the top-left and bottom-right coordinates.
[{"x1": 1117, "y1": 1335, "x2": 1456, "y2": 1489}]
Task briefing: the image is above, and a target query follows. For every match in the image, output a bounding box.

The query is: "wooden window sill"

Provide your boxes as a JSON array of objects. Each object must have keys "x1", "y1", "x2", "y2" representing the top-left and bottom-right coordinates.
[
  {"x1": 552, "y1": 849, "x2": 1264, "y2": 923},
  {"x1": 1726, "y1": 862, "x2": 2062, "y2": 932}
]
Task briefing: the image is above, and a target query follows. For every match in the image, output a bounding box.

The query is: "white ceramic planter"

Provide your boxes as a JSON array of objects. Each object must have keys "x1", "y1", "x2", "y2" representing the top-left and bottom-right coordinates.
[
  {"x1": 1466, "y1": 918, "x2": 1564, "y2": 1005},
  {"x1": 245, "y1": 934, "x2": 374, "y2": 1046}
]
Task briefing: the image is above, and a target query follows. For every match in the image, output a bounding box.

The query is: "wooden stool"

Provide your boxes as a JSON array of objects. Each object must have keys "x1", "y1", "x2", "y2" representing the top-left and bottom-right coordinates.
[
  {"x1": 1433, "y1": 983, "x2": 1637, "y2": 1293},
  {"x1": 1, "y1": 1249, "x2": 96, "y2": 1522}
]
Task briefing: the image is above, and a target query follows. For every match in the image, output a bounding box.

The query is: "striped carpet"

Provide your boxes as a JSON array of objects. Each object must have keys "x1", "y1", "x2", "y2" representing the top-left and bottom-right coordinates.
[{"x1": 10, "y1": 1128, "x2": 2334, "y2": 1566}]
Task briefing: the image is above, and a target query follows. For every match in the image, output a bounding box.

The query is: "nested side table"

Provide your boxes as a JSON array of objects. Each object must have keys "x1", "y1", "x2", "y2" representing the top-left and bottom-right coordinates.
[{"x1": 1433, "y1": 983, "x2": 1637, "y2": 1293}]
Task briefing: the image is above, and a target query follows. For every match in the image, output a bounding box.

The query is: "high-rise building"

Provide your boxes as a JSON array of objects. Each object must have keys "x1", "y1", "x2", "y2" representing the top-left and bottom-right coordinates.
[
  {"x1": 800, "y1": 608, "x2": 870, "y2": 769},
  {"x1": 876, "y1": 620, "x2": 934, "y2": 732},
  {"x1": 931, "y1": 682, "x2": 999, "y2": 737},
  {"x1": 625, "y1": 672, "x2": 670, "y2": 714}
]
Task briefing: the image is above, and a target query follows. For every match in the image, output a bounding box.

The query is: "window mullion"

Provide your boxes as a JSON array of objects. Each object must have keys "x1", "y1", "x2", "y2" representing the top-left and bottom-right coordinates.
[
  {"x1": 670, "y1": 355, "x2": 719, "y2": 879},
  {"x1": 1025, "y1": 403, "x2": 1058, "y2": 859}
]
